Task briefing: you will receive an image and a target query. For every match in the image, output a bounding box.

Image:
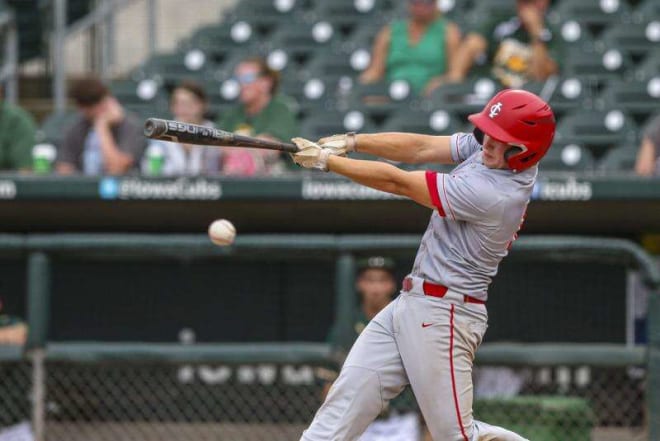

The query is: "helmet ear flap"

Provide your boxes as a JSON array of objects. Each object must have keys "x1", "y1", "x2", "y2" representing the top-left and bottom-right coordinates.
[
  {"x1": 473, "y1": 127, "x2": 484, "y2": 145},
  {"x1": 504, "y1": 146, "x2": 523, "y2": 161}
]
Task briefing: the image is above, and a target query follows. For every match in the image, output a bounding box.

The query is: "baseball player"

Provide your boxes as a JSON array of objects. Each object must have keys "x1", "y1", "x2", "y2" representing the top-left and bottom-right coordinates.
[{"x1": 290, "y1": 89, "x2": 555, "y2": 441}]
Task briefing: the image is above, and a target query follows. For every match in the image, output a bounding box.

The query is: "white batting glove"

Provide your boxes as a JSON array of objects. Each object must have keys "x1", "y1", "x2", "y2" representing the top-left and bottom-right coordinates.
[
  {"x1": 318, "y1": 132, "x2": 357, "y2": 156},
  {"x1": 291, "y1": 137, "x2": 333, "y2": 171}
]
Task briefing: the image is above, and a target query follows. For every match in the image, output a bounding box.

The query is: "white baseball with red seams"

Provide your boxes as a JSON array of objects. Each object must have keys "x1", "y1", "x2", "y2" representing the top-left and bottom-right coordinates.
[{"x1": 208, "y1": 219, "x2": 236, "y2": 246}]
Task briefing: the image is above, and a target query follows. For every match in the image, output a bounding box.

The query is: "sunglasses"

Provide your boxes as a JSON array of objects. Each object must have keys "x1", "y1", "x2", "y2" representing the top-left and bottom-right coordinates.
[
  {"x1": 234, "y1": 72, "x2": 260, "y2": 85},
  {"x1": 409, "y1": 0, "x2": 435, "y2": 4}
]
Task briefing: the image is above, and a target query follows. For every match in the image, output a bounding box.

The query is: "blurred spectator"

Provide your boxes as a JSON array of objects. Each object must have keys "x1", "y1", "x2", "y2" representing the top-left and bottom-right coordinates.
[
  {"x1": 141, "y1": 80, "x2": 221, "y2": 176},
  {"x1": 359, "y1": 0, "x2": 461, "y2": 96},
  {"x1": 0, "y1": 87, "x2": 37, "y2": 172},
  {"x1": 56, "y1": 76, "x2": 146, "y2": 175},
  {"x1": 447, "y1": 0, "x2": 560, "y2": 88},
  {"x1": 635, "y1": 114, "x2": 660, "y2": 177},
  {"x1": 323, "y1": 257, "x2": 424, "y2": 441},
  {"x1": 0, "y1": 297, "x2": 27, "y2": 346},
  {"x1": 216, "y1": 57, "x2": 297, "y2": 176}
]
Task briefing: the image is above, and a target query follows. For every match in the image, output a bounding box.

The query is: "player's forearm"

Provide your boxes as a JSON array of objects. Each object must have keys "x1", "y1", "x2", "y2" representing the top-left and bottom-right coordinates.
[
  {"x1": 356, "y1": 132, "x2": 451, "y2": 164},
  {"x1": 327, "y1": 155, "x2": 402, "y2": 194},
  {"x1": 326, "y1": 155, "x2": 433, "y2": 209}
]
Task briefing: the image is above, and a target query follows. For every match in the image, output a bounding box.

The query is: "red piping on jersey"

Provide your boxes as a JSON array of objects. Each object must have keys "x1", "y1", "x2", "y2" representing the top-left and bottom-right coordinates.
[
  {"x1": 449, "y1": 304, "x2": 469, "y2": 441},
  {"x1": 425, "y1": 171, "x2": 446, "y2": 216},
  {"x1": 442, "y1": 174, "x2": 457, "y2": 220}
]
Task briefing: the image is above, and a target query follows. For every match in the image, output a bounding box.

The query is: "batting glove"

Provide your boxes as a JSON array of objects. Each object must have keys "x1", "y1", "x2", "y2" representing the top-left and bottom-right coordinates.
[
  {"x1": 318, "y1": 132, "x2": 357, "y2": 156},
  {"x1": 291, "y1": 137, "x2": 333, "y2": 171}
]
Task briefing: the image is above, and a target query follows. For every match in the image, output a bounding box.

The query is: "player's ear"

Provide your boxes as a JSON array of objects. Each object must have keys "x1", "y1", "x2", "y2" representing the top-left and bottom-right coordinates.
[{"x1": 473, "y1": 127, "x2": 484, "y2": 145}]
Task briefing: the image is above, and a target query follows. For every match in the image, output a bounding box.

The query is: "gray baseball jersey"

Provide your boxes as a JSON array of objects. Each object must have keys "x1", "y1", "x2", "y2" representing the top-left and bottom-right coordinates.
[
  {"x1": 301, "y1": 132, "x2": 535, "y2": 441},
  {"x1": 411, "y1": 132, "x2": 537, "y2": 301}
]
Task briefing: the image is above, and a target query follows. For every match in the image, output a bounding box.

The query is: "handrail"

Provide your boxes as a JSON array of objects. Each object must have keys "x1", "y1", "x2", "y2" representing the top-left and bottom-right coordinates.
[{"x1": 0, "y1": 233, "x2": 654, "y2": 288}]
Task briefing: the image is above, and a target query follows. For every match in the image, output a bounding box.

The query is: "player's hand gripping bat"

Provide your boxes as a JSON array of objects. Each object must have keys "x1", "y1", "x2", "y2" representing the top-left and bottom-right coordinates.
[{"x1": 143, "y1": 118, "x2": 299, "y2": 153}]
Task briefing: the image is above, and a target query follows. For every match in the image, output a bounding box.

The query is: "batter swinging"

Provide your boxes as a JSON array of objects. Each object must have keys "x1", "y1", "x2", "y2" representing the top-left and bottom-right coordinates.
[{"x1": 291, "y1": 89, "x2": 556, "y2": 441}]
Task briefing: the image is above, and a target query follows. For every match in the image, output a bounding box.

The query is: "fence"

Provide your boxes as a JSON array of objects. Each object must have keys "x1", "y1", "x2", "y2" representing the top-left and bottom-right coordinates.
[{"x1": 0, "y1": 234, "x2": 658, "y2": 441}]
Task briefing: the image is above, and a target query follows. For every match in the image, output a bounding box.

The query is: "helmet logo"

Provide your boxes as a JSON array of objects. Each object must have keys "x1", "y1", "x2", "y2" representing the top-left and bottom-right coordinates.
[{"x1": 489, "y1": 102, "x2": 503, "y2": 118}]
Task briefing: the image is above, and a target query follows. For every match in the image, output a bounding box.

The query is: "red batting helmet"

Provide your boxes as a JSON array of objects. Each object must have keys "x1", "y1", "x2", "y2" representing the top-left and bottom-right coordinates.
[{"x1": 468, "y1": 89, "x2": 556, "y2": 172}]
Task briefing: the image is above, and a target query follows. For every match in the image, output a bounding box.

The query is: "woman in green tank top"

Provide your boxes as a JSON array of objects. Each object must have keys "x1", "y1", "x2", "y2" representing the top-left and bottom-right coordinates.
[{"x1": 359, "y1": 0, "x2": 461, "y2": 95}]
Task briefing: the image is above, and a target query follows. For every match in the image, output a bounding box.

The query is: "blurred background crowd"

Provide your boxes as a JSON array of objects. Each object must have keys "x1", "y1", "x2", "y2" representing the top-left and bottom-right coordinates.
[{"x1": 0, "y1": 0, "x2": 658, "y2": 178}]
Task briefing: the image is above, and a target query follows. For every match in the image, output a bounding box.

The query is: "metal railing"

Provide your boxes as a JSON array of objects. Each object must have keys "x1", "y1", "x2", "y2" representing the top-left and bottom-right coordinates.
[{"x1": 0, "y1": 234, "x2": 657, "y2": 440}]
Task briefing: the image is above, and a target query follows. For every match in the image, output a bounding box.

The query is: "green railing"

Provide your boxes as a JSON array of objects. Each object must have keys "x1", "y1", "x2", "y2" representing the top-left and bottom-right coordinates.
[{"x1": 0, "y1": 234, "x2": 658, "y2": 440}]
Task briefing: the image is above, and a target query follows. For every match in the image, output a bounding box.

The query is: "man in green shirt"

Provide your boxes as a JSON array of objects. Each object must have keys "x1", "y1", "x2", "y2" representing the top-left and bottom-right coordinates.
[
  {"x1": 447, "y1": 0, "x2": 562, "y2": 88},
  {"x1": 0, "y1": 89, "x2": 37, "y2": 172},
  {"x1": 324, "y1": 257, "x2": 423, "y2": 441},
  {"x1": 217, "y1": 57, "x2": 298, "y2": 175}
]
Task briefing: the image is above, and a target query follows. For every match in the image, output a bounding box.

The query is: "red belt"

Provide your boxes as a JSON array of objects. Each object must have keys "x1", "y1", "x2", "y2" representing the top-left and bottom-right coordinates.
[{"x1": 403, "y1": 277, "x2": 485, "y2": 305}]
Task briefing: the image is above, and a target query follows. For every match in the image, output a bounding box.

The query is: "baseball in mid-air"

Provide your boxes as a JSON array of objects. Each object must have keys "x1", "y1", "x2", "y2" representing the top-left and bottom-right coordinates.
[{"x1": 208, "y1": 219, "x2": 236, "y2": 246}]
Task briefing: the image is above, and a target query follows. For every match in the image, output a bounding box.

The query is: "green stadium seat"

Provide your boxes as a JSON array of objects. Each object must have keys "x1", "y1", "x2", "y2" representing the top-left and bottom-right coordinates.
[
  {"x1": 632, "y1": 0, "x2": 660, "y2": 23},
  {"x1": 541, "y1": 142, "x2": 595, "y2": 172},
  {"x1": 550, "y1": 0, "x2": 632, "y2": 29},
  {"x1": 549, "y1": 18, "x2": 596, "y2": 47},
  {"x1": 310, "y1": 0, "x2": 394, "y2": 34},
  {"x1": 110, "y1": 79, "x2": 170, "y2": 119},
  {"x1": 346, "y1": 79, "x2": 416, "y2": 122},
  {"x1": 427, "y1": 77, "x2": 498, "y2": 118},
  {"x1": 554, "y1": 109, "x2": 638, "y2": 156},
  {"x1": 280, "y1": 75, "x2": 334, "y2": 118},
  {"x1": 380, "y1": 106, "x2": 463, "y2": 136},
  {"x1": 596, "y1": 78, "x2": 660, "y2": 123},
  {"x1": 202, "y1": 79, "x2": 241, "y2": 122},
  {"x1": 130, "y1": 52, "x2": 216, "y2": 88},
  {"x1": 303, "y1": 51, "x2": 365, "y2": 86},
  {"x1": 299, "y1": 108, "x2": 377, "y2": 141},
  {"x1": 521, "y1": 76, "x2": 594, "y2": 118},
  {"x1": 38, "y1": 111, "x2": 79, "y2": 146},
  {"x1": 464, "y1": 0, "x2": 518, "y2": 29},
  {"x1": 223, "y1": 0, "x2": 309, "y2": 36},
  {"x1": 265, "y1": 19, "x2": 342, "y2": 66},
  {"x1": 562, "y1": 45, "x2": 633, "y2": 86},
  {"x1": 599, "y1": 20, "x2": 660, "y2": 58},
  {"x1": 597, "y1": 145, "x2": 638, "y2": 173},
  {"x1": 179, "y1": 20, "x2": 258, "y2": 65},
  {"x1": 634, "y1": 49, "x2": 660, "y2": 81}
]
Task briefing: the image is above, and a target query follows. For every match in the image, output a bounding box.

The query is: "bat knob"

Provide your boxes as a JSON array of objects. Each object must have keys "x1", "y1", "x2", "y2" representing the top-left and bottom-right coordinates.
[{"x1": 144, "y1": 118, "x2": 168, "y2": 138}]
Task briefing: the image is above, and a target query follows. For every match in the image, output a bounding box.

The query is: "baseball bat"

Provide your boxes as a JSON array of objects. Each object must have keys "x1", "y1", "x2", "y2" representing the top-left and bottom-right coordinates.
[{"x1": 143, "y1": 118, "x2": 299, "y2": 153}]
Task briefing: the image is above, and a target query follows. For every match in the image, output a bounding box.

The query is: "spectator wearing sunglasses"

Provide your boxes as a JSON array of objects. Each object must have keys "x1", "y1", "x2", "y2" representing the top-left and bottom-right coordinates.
[
  {"x1": 216, "y1": 56, "x2": 298, "y2": 176},
  {"x1": 359, "y1": 0, "x2": 462, "y2": 96}
]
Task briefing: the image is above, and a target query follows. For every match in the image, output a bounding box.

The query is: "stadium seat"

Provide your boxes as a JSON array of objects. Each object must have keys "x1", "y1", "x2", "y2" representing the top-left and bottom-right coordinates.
[
  {"x1": 521, "y1": 76, "x2": 594, "y2": 118},
  {"x1": 179, "y1": 21, "x2": 258, "y2": 65},
  {"x1": 110, "y1": 79, "x2": 170, "y2": 119},
  {"x1": 299, "y1": 108, "x2": 378, "y2": 141},
  {"x1": 597, "y1": 145, "x2": 638, "y2": 173},
  {"x1": 380, "y1": 107, "x2": 463, "y2": 136},
  {"x1": 346, "y1": 79, "x2": 416, "y2": 123},
  {"x1": 634, "y1": 49, "x2": 660, "y2": 81},
  {"x1": 264, "y1": 19, "x2": 342, "y2": 66},
  {"x1": 37, "y1": 111, "x2": 79, "y2": 145},
  {"x1": 130, "y1": 52, "x2": 215, "y2": 89},
  {"x1": 541, "y1": 142, "x2": 595, "y2": 172},
  {"x1": 464, "y1": 0, "x2": 517, "y2": 29},
  {"x1": 554, "y1": 109, "x2": 638, "y2": 156},
  {"x1": 550, "y1": 0, "x2": 632, "y2": 30},
  {"x1": 596, "y1": 78, "x2": 660, "y2": 123},
  {"x1": 550, "y1": 19, "x2": 596, "y2": 47},
  {"x1": 632, "y1": 0, "x2": 660, "y2": 23},
  {"x1": 310, "y1": 0, "x2": 394, "y2": 34},
  {"x1": 561, "y1": 45, "x2": 633, "y2": 86},
  {"x1": 202, "y1": 79, "x2": 241, "y2": 121},
  {"x1": 223, "y1": 0, "x2": 309, "y2": 36},
  {"x1": 303, "y1": 51, "x2": 366, "y2": 90},
  {"x1": 427, "y1": 77, "x2": 498, "y2": 118},
  {"x1": 280, "y1": 75, "x2": 334, "y2": 118},
  {"x1": 599, "y1": 20, "x2": 660, "y2": 58}
]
